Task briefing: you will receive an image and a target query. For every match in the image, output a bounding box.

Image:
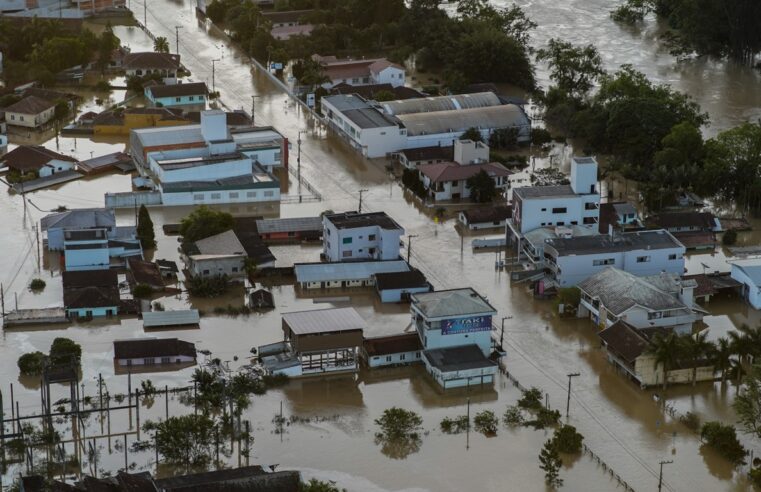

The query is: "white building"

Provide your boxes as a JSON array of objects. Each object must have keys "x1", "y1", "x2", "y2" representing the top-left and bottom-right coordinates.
[
  {"x1": 362, "y1": 333, "x2": 423, "y2": 368},
  {"x1": 418, "y1": 161, "x2": 511, "y2": 201},
  {"x1": 322, "y1": 211, "x2": 404, "y2": 262},
  {"x1": 122, "y1": 52, "x2": 181, "y2": 85},
  {"x1": 62, "y1": 227, "x2": 142, "y2": 271},
  {"x1": 731, "y1": 259, "x2": 761, "y2": 310},
  {"x1": 315, "y1": 55, "x2": 405, "y2": 89},
  {"x1": 3, "y1": 96, "x2": 55, "y2": 129},
  {"x1": 186, "y1": 230, "x2": 249, "y2": 280},
  {"x1": 577, "y1": 267, "x2": 703, "y2": 335},
  {"x1": 543, "y1": 229, "x2": 686, "y2": 287},
  {"x1": 113, "y1": 338, "x2": 196, "y2": 367},
  {"x1": 294, "y1": 260, "x2": 410, "y2": 290}
]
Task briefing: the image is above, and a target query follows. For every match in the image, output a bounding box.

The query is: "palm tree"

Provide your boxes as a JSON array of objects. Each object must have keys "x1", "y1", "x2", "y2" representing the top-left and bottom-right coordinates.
[
  {"x1": 729, "y1": 325, "x2": 756, "y2": 384},
  {"x1": 681, "y1": 331, "x2": 713, "y2": 386},
  {"x1": 648, "y1": 332, "x2": 682, "y2": 390},
  {"x1": 711, "y1": 337, "x2": 733, "y2": 384},
  {"x1": 154, "y1": 36, "x2": 170, "y2": 54}
]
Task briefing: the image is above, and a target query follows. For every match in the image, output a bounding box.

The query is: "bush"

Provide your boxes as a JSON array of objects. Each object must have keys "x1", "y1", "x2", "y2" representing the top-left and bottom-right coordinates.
[
  {"x1": 460, "y1": 127, "x2": 483, "y2": 142},
  {"x1": 375, "y1": 407, "x2": 422, "y2": 441},
  {"x1": 518, "y1": 387, "x2": 544, "y2": 410},
  {"x1": 526, "y1": 408, "x2": 561, "y2": 430},
  {"x1": 552, "y1": 424, "x2": 584, "y2": 453},
  {"x1": 440, "y1": 415, "x2": 469, "y2": 434},
  {"x1": 680, "y1": 411, "x2": 701, "y2": 432},
  {"x1": 18, "y1": 352, "x2": 46, "y2": 376},
  {"x1": 473, "y1": 410, "x2": 498, "y2": 436},
  {"x1": 750, "y1": 467, "x2": 761, "y2": 488},
  {"x1": 722, "y1": 229, "x2": 738, "y2": 246},
  {"x1": 94, "y1": 80, "x2": 111, "y2": 91},
  {"x1": 179, "y1": 206, "x2": 234, "y2": 244},
  {"x1": 186, "y1": 275, "x2": 229, "y2": 297},
  {"x1": 299, "y1": 478, "x2": 346, "y2": 492},
  {"x1": 700, "y1": 421, "x2": 746, "y2": 465},
  {"x1": 29, "y1": 278, "x2": 46, "y2": 291},
  {"x1": 132, "y1": 284, "x2": 153, "y2": 298},
  {"x1": 503, "y1": 405, "x2": 524, "y2": 426},
  {"x1": 531, "y1": 128, "x2": 553, "y2": 146},
  {"x1": 49, "y1": 338, "x2": 81, "y2": 366},
  {"x1": 402, "y1": 168, "x2": 427, "y2": 199}
]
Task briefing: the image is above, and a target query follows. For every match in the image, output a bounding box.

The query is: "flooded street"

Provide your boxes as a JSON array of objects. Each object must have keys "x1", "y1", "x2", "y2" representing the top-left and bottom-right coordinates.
[{"x1": 2, "y1": 0, "x2": 761, "y2": 490}]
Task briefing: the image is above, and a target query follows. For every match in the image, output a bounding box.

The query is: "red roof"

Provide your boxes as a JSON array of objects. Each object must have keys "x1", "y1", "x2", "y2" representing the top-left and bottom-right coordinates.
[
  {"x1": 1, "y1": 145, "x2": 77, "y2": 172},
  {"x1": 419, "y1": 162, "x2": 511, "y2": 183}
]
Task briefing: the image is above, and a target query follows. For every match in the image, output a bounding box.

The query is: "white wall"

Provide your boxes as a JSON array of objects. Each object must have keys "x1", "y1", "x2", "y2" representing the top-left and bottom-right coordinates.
[
  {"x1": 65, "y1": 246, "x2": 110, "y2": 271},
  {"x1": 6, "y1": 108, "x2": 54, "y2": 128},
  {"x1": 117, "y1": 354, "x2": 195, "y2": 366},
  {"x1": 413, "y1": 313, "x2": 493, "y2": 356},
  {"x1": 731, "y1": 265, "x2": 761, "y2": 310},
  {"x1": 189, "y1": 256, "x2": 246, "y2": 279},
  {"x1": 162, "y1": 186, "x2": 279, "y2": 206},
  {"x1": 149, "y1": 151, "x2": 252, "y2": 183},
  {"x1": 39, "y1": 159, "x2": 75, "y2": 177},
  {"x1": 516, "y1": 196, "x2": 590, "y2": 233},
  {"x1": 366, "y1": 350, "x2": 421, "y2": 368},
  {"x1": 323, "y1": 219, "x2": 403, "y2": 262},
  {"x1": 373, "y1": 67, "x2": 405, "y2": 87}
]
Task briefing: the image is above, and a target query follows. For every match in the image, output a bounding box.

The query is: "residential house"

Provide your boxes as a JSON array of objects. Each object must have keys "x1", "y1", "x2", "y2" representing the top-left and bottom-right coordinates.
[
  {"x1": 418, "y1": 161, "x2": 511, "y2": 201},
  {"x1": 374, "y1": 269, "x2": 432, "y2": 303},
  {"x1": 3, "y1": 96, "x2": 55, "y2": 129},
  {"x1": 322, "y1": 211, "x2": 404, "y2": 262},
  {"x1": 598, "y1": 202, "x2": 642, "y2": 234},
  {"x1": 232, "y1": 217, "x2": 276, "y2": 268},
  {"x1": 1, "y1": 145, "x2": 77, "y2": 178},
  {"x1": 398, "y1": 145, "x2": 452, "y2": 170},
  {"x1": 123, "y1": 52, "x2": 181, "y2": 84},
  {"x1": 144, "y1": 82, "x2": 208, "y2": 110},
  {"x1": 62, "y1": 269, "x2": 120, "y2": 318},
  {"x1": 113, "y1": 338, "x2": 196, "y2": 367},
  {"x1": 599, "y1": 322, "x2": 715, "y2": 388},
  {"x1": 647, "y1": 211, "x2": 721, "y2": 250},
  {"x1": 263, "y1": 9, "x2": 312, "y2": 27},
  {"x1": 731, "y1": 259, "x2": 761, "y2": 310},
  {"x1": 294, "y1": 260, "x2": 411, "y2": 290},
  {"x1": 314, "y1": 55, "x2": 406, "y2": 89},
  {"x1": 362, "y1": 333, "x2": 423, "y2": 368},
  {"x1": 41, "y1": 208, "x2": 116, "y2": 250},
  {"x1": 127, "y1": 258, "x2": 165, "y2": 291},
  {"x1": 542, "y1": 229, "x2": 686, "y2": 287},
  {"x1": 577, "y1": 267, "x2": 703, "y2": 334},
  {"x1": 458, "y1": 205, "x2": 512, "y2": 230},
  {"x1": 62, "y1": 228, "x2": 142, "y2": 271},
  {"x1": 185, "y1": 229, "x2": 248, "y2": 281}
]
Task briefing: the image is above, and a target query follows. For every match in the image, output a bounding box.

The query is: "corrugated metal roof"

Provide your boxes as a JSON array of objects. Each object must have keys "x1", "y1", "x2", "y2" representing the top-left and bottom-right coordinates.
[
  {"x1": 732, "y1": 259, "x2": 761, "y2": 286},
  {"x1": 411, "y1": 288, "x2": 496, "y2": 318},
  {"x1": 294, "y1": 260, "x2": 409, "y2": 283},
  {"x1": 135, "y1": 125, "x2": 204, "y2": 148},
  {"x1": 382, "y1": 92, "x2": 501, "y2": 116},
  {"x1": 255, "y1": 216, "x2": 323, "y2": 234},
  {"x1": 143, "y1": 310, "x2": 200, "y2": 328},
  {"x1": 398, "y1": 105, "x2": 529, "y2": 137},
  {"x1": 194, "y1": 230, "x2": 246, "y2": 255},
  {"x1": 282, "y1": 307, "x2": 366, "y2": 335},
  {"x1": 40, "y1": 208, "x2": 115, "y2": 231}
]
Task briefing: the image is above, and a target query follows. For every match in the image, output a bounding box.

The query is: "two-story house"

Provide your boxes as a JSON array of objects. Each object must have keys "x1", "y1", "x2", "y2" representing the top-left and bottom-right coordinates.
[
  {"x1": 123, "y1": 52, "x2": 181, "y2": 84},
  {"x1": 322, "y1": 211, "x2": 404, "y2": 262},
  {"x1": 144, "y1": 82, "x2": 208, "y2": 110}
]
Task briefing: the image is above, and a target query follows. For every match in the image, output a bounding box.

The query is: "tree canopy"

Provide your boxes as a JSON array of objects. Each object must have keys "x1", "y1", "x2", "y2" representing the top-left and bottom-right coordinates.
[
  {"x1": 137, "y1": 204, "x2": 156, "y2": 249},
  {"x1": 179, "y1": 206, "x2": 234, "y2": 243}
]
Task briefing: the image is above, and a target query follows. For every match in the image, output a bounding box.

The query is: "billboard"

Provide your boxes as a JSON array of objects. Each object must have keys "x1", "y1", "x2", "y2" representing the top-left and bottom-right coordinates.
[{"x1": 442, "y1": 316, "x2": 491, "y2": 335}]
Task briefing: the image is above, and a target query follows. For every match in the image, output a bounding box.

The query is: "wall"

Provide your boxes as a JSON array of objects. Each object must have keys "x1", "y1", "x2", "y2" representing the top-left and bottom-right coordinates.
[
  {"x1": 378, "y1": 285, "x2": 430, "y2": 303},
  {"x1": 517, "y1": 196, "x2": 589, "y2": 233},
  {"x1": 635, "y1": 354, "x2": 715, "y2": 387},
  {"x1": 323, "y1": 220, "x2": 403, "y2": 262},
  {"x1": 366, "y1": 350, "x2": 421, "y2": 368},
  {"x1": 150, "y1": 154, "x2": 252, "y2": 183},
  {"x1": 116, "y1": 354, "x2": 195, "y2": 366},
  {"x1": 189, "y1": 256, "x2": 246, "y2": 279},
  {"x1": 414, "y1": 313, "x2": 493, "y2": 356},
  {"x1": 67, "y1": 306, "x2": 117, "y2": 318},
  {"x1": 38, "y1": 159, "x2": 75, "y2": 178},
  {"x1": 104, "y1": 191, "x2": 162, "y2": 208},
  {"x1": 731, "y1": 266, "x2": 761, "y2": 310},
  {"x1": 6, "y1": 108, "x2": 53, "y2": 128},
  {"x1": 424, "y1": 358, "x2": 496, "y2": 389},
  {"x1": 373, "y1": 67, "x2": 405, "y2": 87},
  {"x1": 150, "y1": 94, "x2": 206, "y2": 109},
  {"x1": 65, "y1": 244, "x2": 110, "y2": 270},
  {"x1": 161, "y1": 185, "x2": 279, "y2": 206}
]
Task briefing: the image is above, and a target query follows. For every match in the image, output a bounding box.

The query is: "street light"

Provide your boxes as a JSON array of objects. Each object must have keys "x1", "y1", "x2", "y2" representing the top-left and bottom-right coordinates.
[
  {"x1": 211, "y1": 59, "x2": 221, "y2": 95},
  {"x1": 566, "y1": 372, "x2": 580, "y2": 417},
  {"x1": 658, "y1": 460, "x2": 673, "y2": 492},
  {"x1": 174, "y1": 26, "x2": 183, "y2": 55},
  {"x1": 406, "y1": 234, "x2": 418, "y2": 263}
]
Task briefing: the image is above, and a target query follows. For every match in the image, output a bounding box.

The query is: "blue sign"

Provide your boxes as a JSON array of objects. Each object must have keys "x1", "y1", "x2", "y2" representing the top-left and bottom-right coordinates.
[{"x1": 442, "y1": 316, "x2": 491, "y2": 335}]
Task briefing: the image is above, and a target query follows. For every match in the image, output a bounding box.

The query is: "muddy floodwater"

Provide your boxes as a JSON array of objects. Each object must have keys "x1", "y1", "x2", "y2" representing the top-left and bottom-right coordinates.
[{"x1": 2, "y1": 0, "x2": 761, "y2": 490}]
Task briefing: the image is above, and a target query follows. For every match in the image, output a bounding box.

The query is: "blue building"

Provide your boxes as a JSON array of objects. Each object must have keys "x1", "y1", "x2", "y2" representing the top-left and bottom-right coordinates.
[
  {"x1": 144, "y1": 82, "x2": 208, "y2": 110},
  {"x1": 62, "y1": 270, "x2": 121, "y2": 319},
  {"x1": 62, "y1": 228, "x2": 141, "y2": 271}
]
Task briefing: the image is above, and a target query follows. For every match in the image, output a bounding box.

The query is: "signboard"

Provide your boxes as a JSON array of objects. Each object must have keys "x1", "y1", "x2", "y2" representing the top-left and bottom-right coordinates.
[
  {"x1": 270, "y1": 62, "x2": 284, "y2": 70},
  {"x1": 441, "y1": 316, "x2": 491, "y2": 335},
  {"x1": 306, "y1": 93, "x2": 316, "y2": 108}
]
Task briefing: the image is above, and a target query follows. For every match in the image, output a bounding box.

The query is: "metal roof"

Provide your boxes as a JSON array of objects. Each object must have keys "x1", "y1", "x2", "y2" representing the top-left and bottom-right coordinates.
[
  {"x1": 255, "y1": 216, "x2": 323, "y2": 234},
  {"x1": 397, "y1": 105, "x2": 529, "y2": 137},
  {"x1": 322, "y1": 94, "x2": 399, "y2": 129},
  {"x1": 143, "y1": 310, "x2": 200, "y2": 328},
  {"x1": 731, "y1": 259, "x2": 761, "y2": 286},
  {"x1": 544, "y1": 230, "x2": 684, "y2": 256},
  {"x1": 135, "y1": 124, "x2": 205, "y2": 148},
  {"x1": 294, "y1": 260, "x2": 409, "y2": 283},
  {"x1": 423, "y1": 344, "x2": 496, "y2": 372},
  {"x1": 381, "y1": 92, "x2": 501, "y2": 116},
  {"x1": 41, "y1": 208, "x2": 115, "y2": 231},
  {"x1": 411, "y1": 288, "x2": 496, "y2": 319},
  {"x1": 282, "y1": 307, "x2": 366, "y2": 335},
  {"x1": 193, "y1": 230, "x2": 246, "y2": 256},
  {"x1": 513, "y1": 185, "x2": 576, "y2": 199}
]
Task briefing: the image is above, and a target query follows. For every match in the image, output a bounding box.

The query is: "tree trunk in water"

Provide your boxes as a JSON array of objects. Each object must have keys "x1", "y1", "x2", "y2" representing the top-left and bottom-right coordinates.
[{"x1": 692, "y1": 366, "x2": 697, "y2": 386}]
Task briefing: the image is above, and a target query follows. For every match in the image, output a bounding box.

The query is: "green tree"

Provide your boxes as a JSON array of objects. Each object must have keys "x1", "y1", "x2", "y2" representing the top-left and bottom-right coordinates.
[
  {"x1": 517, "y1": 387, "x2": 544, "y2": 410},
  {"x1": 132, "y1": 284, "x2": 153, "y2": 298},
  {"x1": 711, "y1": 337, "x2": 733, "y2": 384},
  {"x1": 701, "y1": 121, "x2": 761, "y2": 209},
  {"x1": 460, "y1": 127, "x2": 483, "y2": 142},
  {"x1": 473, "y1": 410, "x2": 498, "y2": 435},
  {"x1": 144, "y1": 414, "x2": 216, "y2": 467},
  {"x1": 466, "y1": 170, "x2": 498, "y2": 203},
  {"x1": 538, "y1": 439, "x2": 563, "y2": 488},
  {"x1": 137, "y1": 204, "x2": 156, "y2": 249},
  {"x1": 18, "y1": 352, "x2": 46, "y2": 376},
  {"x1": 49, "y1": 338, "x2": 82, "y2": 367},
  {"x1": 299, "y1": 479, "x2": 346, "y2": 492},
  {"x1": 374, "y1": 407, "x2": 423, "y2": 459},
  {"x1": 681, "y1": 331, "x2": 713, "y2": 386},
  {"x1": 552, "y1": 424, "x2": 584, "y2": 454},
  {"x1": 29, "y1": 278, "x2": 46, "y2": 291},
  {"x1": 700, "y1": 421, "x2": 747, "y2": 465},
  {"x1": 179, "y1": 206, "x2": 234, "y2": 243},
  {"x1": 153, "y1": 36, "x2": 170, "y2": 53},
  {"x1": 648, "y1": 331, "x2": 682, "y2": 390},
  {"x1": 536, "y1": 38, "x2": 604, "y2": 100},
  {"x1": 372, "y1": 90, "x2": 396, "y2": 102},
  {"x1": 734, "y1": 364, "x2": 761, "y2": 439}
]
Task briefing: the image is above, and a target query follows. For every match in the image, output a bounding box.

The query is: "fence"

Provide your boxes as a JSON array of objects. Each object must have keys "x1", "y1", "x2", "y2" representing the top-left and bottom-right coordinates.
[{"x1": 105, "y1": 191, "x2": 162, "y2": 208}]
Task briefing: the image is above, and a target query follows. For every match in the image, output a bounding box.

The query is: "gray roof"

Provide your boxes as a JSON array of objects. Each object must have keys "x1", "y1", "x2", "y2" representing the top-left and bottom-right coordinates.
[
  {"x1": 423, "y1": 344, "x2": 497, "y2": 372},
  {"x1": 142, "y1": 310, "x2": 200, "y2": 328},
  {"x1": 325, "y1": 211, "x2": 403, "y2": 230},
  {"x1": 255, "y1": 216, "x2": 322, "y2": 234},
  {"x1": 381, "y1": 92, "x2": 501, "y2": 116},
  {"x1": 193, "y1": 230, "x2": 246, "y2": 256},
  {"x1": 524, "y1": 225, "x2": 598, "y2": 249},
  {"x1": 40, "y1": 208, "x2": 115, "y2": 231},
  {"x1": 577, "y1": 267, "x2": 690, "y2": 316},
  {"x1": 612, "y1": 202, "x2": 637, "y2": 215},
  {"x1": 397, "y1": 104, "x2": 529, "y2": 137},
  {"x1": 731, "y1": 259, "x2": 761, "y2": 286},
  {"x1": 545, "y1": 230, "x2": 683, "y2": 256},
  {"x1": 135, "y1": 125, "x2": 205, "y2": 148},
  {"x1": 513, "y1": 184, "x2": 576, "y2": 199},
  {"x1": 294, "y1": 260, "x2": 409, "y2": 283},
  {"x1": 282, "y1": 307, "x2": 366, "y2": 335},
  {"x1": 323, "y1": 94, "x2": 398, "y2": 129},
  {"x1": 411, "y1": 288, "x2": 496, "y2": 319}
]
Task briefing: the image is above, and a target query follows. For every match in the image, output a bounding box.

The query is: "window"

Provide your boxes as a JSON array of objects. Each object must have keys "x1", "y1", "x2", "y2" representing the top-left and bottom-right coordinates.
[
  {"x1": 210, "y1": 193, "x2": 222, "y2": 200},
  {"x1": 189, "y1": 96, "x2": 194, "y2": 101},
  {"x1": 232, "y1": 267, "x2": 238, "y2": 272},
  {"x1": 552, "y1": 207, "x2": 567, "y2": 214},
  {"x1": 10, "y1": 115, "x2": 14, "y2": 121},
  {"x1": 368, "y1": 234, "x2": 376, "y2": 241},
  {"x1": 668, "y1": 254, "x2": 678, "y2": 260},
  {"x1": 19, "y1": 116, "x2": 24, "y2": 121},
  {"x1": 452, "y1": 180, "x2": 459, "y2": 186},
  {"x1": 274, "y1": 152, "x2": 281, "y2": 161},
  {"x1": 585, "y1": 202, "x2": 598, "y2": 210},
  {"x1": 144, "y1": 358, "x2": 155, "y2": 365},
  {"x1": 342, "y1": 250, "x2": 353, "y2": 257},
  {"x1": 247, "y1": 191, "x2": 257, "y2": 198},
  {"x1": 175, "y1": 97, "x2": 181, "y2": 102},
  {"x1": 342, "y1": 237, "x2": 353, "y2": 244},
  {"x1": 229, "y1": 192, "x2": 239, "y2": 199},
  {"x1": 541, "y1": 208, "x2": 547, "y2": 212},
  {"x1": 264, "y1": 190, "x2": 274, "y2": 197},
  {"x1": 386, "y1": 356, "x2": 392, "y2": 362},
  {"x1": 203, "y1": 269, "x2": 210, "y2": 275},
  {"x1": 583, "y1": 217, "x2": 597, "y2": 224},
  {"x1": 161, "y1": 357, "x2": 171, "y2": 364},
  {"x1": 126, "y1": 360, "x2": 132, "y2": 366},
  {"x1": 636, "y1": 256, "x2": 651, "y2": 263},
  {"x1": 416, "y1": 352, "x2": 421, "y2": 358},
  {"x1": 648, "y1": 312, "x2": 664, "y2": 320},
  {"x1": 593, "y1": 258, "x2": 615, "y2": 266},
  {"x1": 400, "y1": 354, "x2": 406, "y2": 361},
  {"x1": 352, "y1": 78, "x2": 359, "y2": 83},
  {"x1": 557, "y1": 221, "x2": 565, "y2": 226}
]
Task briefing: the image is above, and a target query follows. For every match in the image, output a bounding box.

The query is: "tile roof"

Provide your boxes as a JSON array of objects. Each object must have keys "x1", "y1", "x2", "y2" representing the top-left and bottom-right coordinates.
[
  {"x1": 577, "y1": 267, "x2": 690, "y2": 316},
  {"x1": 649, "y1": 211, "x2": 717, "y2": 230},
  {"x1": 598, "y1": 321, "x2": 650, "y2": 364},
  {"x1": 411, "y1": 288, "x2": 496, "y2": 319},
  {"x1": 399, "y1": 145, "x2": 453, "y2": 162},
  {"x1": 282, "y1": 307, "x2": 366, "y2": 335},
  {"x1": 255, "y1": 216, "x2": 323, "y2": 234},
  {"x1": 4, "y1": 95, "x2": 55, "y2": 115},
  {"x1": 2, "y1": 145, "x2": 77, "y2": 172},
  {"x1": 62, "y1": 269, "x2": 118, "y2": 289},
  {"x1": 423, "y1": 344, "x2": 496, "y2": 372},
  {"x1": 127, "y1": 258, "x2": 164, "y2": 287},
  {"x1": 418, "y1": 161, "x2": 511, "y2": 183},
  {"x1": 146, "y1": 82, "x2": 208, "y2": 99},
  {"x1": 461, "y1": 205, "x2": 512, "y2": 224},
  {"x1": 123, "y1": 52, "x2": 180, "y2": 70},
  {"x1": 64, "y1": 286, "x2": 120, "y2": 309},
  {"x1": 364, "y1": 333, "x2": 422, "y2": 357},
  {"x1": 113, "y1": 338, "x2": 196, "y2": 359}
]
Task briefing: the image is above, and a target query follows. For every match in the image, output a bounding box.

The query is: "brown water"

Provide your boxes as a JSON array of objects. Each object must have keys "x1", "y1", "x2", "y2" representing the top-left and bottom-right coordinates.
[{"x1": 2, "y1": 0, "x2": 761, "y2": 490}]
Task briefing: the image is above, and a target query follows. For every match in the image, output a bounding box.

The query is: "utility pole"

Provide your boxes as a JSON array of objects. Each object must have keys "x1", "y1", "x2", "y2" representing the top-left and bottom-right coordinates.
[
  {"x1": 143, "y1": 0, "x2": 146, "y2": 27},
  {"x1": 566, "y1": 372, "x2": 580, "y2": 417},
  {"x1": 250, "y1": 95, "x2": 261, "y2": 126},
  {"x1": 500, "y1": 316, "x2": 510, "y2": 350},
  {"x1": 174, "y1": 26, "x2": 182, "y2": 55},
  {"x1": 297, "y1": 130, "x2": 305, "y2": 185},
  {"x1": 358, "y1": 189, "x2": 368, "y2": 213},
  {"x1": 211, "y1": 59, "x2": 221, "y2": 95},
  {"x1": 658, "y1": 460, "x2": 673, "y2": 492},
  {"x1": 406, "y1": 234, "x2": 418, "y2": 263}
]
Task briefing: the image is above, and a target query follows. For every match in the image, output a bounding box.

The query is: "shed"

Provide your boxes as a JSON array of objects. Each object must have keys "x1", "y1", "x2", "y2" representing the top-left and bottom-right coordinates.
[
  {"x1": 250, "y1": 289, "x2": 275, "y2": 309},
  {"x1": 362, "y1": 333, "x2": 423, "y2": 368},
  {"x1": 294, "y1": 260, "x2": 410, "y2": 289},
  {"x1": 113, "y1": 338, "x2": 196, "y2": 367},
  {"x1": 127, "y1": 258, "x2": 165, "y2": 290},
  {"x1": 374, "y1": 269, "x2": 431, "y2": 303},
  {"x1": 142, "y1": 310, "x2": 200, "y2": 329}
]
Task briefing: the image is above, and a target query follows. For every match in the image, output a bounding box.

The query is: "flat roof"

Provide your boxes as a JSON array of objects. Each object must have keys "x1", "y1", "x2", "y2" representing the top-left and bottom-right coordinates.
[
  {"x1": 364, "y1": 333, "x2": 422, "y2": 357},
  {"x1": 397, "y1": 104, "x2": 529, "y2": 137},
  {"x1": 411, "y1": 288, "x2": 496, "y2": 319},
  {"x1": 323, "y1": 94, "x2": 399, "y2": 129},
  {"x1": 282, "y1": 307, "x2": 366, "y2": 335},
  {"x1": 381, "y1": 92, "x2": 501, "y2": 116},
  {"x1": 513, "y1": 184, "x2": 576, "y2": 199},
  {"x1": 731, "y1": 259, "x2": 761, "y2": 286},
  {"x1": 423, "y1": 344, "x2": 496, "y2": 372},
  {"x1": 255, "y1": 216, "x2": 322, "y2": 234},
  {"x1": 375, "y1": 270, "x2": 429, "y2": 291},
  {"x1": 294, "y1": 260, "x2": 410, "y2": 283},
  {"x1": 155, "y1": 152, "x2": 245, "y2": 170},
  {"x1": 545, "y1": 230, "x2": 684, "y2": 256},
  {"x1": 142, "y1": 310, "x2": 200, "y2": 328},
  {"x1": 325, "y1": 211, "x2": 403, "y2": 230}
]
